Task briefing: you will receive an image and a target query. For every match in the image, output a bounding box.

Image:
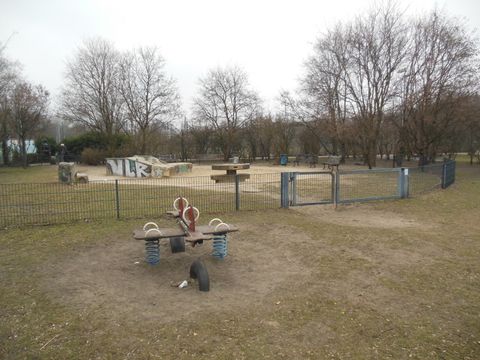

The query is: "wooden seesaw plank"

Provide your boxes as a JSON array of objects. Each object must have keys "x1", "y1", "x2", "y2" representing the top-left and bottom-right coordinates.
[{"x1": 132, "y1": 225, "x2": 238, "y2": 241}]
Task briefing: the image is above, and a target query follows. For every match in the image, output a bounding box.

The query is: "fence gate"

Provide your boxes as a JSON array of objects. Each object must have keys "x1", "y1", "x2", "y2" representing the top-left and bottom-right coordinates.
[{"x1": 281, "y1": 172, "x2": 335, "y2": 206}]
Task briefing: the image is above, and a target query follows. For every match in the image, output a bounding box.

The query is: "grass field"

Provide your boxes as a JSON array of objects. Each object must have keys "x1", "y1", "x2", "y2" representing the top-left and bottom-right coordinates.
[{"x1": 0, "y1": 165, "x2": 479, "y2": 359}]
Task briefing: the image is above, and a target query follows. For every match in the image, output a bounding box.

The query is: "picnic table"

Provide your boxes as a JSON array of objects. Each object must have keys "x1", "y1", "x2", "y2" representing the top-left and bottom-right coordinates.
[{"x1": 210, "y1": 163, "x2": 251, "y2": 183}]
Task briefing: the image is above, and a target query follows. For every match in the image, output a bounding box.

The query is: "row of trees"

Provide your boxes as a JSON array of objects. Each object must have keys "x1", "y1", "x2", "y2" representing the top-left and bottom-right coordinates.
[
  {"x1": 177, "y1": 114, "x2": 300, "y2": 162},
  {"x1": 284, "y1": 5, "x2": 480, "y2": 167},
  {"x1": 1, "y1": 3, "x2": 480, "y2": 167},
  {"x1": 60, "y1": 40, "x2": 181, "y2": 155},
  {"x1": 0, "y1": 42, "x2": 50, "y2": 167}
]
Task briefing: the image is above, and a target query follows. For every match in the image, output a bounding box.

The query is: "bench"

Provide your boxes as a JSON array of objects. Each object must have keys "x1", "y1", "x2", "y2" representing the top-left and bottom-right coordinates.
[
  {"x1": 293, "y1": 154, "x2": 305, "y2": 166},
  {"x1": 323, "y1": 155, "x2": 341, "y2": 171},
  {"x1": 293, "y1": 154, "x2": 318, "y2": 167}
]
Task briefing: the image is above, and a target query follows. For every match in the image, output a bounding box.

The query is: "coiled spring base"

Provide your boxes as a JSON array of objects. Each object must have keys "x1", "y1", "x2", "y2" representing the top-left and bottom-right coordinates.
[
  {"x1": 212, "y1": 234, "x2": 228, "y2": 259},
  {"x1": 145, "y1": 239, "x2": 160, "y2": 265}
]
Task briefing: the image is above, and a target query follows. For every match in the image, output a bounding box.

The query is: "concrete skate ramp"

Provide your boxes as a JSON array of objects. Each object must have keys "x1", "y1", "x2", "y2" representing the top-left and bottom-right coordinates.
[{"x1": 106, "y1": 155, "x2": 192, "y2": 178}]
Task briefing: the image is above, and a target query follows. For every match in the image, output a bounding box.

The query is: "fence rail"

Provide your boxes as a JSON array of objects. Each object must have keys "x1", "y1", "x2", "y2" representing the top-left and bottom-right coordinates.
[{"x1": 0, "y1": 161, "x2": 456, "y2": 227}]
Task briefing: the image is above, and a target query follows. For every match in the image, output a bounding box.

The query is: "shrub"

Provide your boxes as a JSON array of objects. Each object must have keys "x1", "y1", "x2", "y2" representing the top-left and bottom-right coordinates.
[
  {"x1": 63, "y1": 132, "x2": 132, "y2": 157},
  {"x1": 35, "y1": 136, "x2": 58, "y2": 156},
  {"x1": 81, "y1": 148, "x2": 107, "y2": 165}
]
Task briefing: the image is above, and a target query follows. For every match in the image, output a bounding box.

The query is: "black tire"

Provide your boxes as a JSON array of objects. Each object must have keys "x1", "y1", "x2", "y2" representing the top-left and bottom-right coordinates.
[
  {"x1": 170, "y1": 237, "x2": 185, "y2": 253},
  {"x1": 189, "y1": 260, "x2": 210, "y2": 292}
]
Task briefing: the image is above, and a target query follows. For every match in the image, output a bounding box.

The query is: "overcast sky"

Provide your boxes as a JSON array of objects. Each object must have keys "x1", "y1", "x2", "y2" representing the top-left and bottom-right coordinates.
[{"x1": 1, "y1": 0, "x2": 479, "y2": 118}]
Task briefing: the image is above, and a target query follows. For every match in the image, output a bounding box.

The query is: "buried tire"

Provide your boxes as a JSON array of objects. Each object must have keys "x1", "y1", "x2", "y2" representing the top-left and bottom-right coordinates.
[
  {"x1": 189, "y1": 260, "x2": 210, "y2": 292},
  {"x1": 170, "y1": 237, "x2": 185, "y2": 253}
]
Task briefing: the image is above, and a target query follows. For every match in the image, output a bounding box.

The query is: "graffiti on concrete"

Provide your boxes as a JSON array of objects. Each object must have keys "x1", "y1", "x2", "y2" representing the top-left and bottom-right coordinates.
[
  {"x1": 106, "y1": 156, "x2": 193, "y2": 178},
  {"x1": 106, "y1": 158, "x2": 152, "y2": 178}
]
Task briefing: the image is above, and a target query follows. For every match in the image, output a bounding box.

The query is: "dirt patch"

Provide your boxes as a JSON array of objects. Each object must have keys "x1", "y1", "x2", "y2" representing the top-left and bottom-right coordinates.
[
  {"x1": 44, "y1": 223, "x2": 309, "y2": 324},
  {"x1": 77, "y1": 163, "x2": 318, "y2": 181},
  {"x1": 292, "y1": 204, "x2": 423, "y2": 229},
  {"x1": 43, "y1": 208, "x2": 439, "y2": 326}
]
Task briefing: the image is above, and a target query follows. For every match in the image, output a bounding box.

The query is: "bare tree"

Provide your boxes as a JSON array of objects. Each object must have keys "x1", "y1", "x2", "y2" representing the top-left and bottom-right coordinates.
[
  {"x1": 341, "y1": 3, "x2": 408, "y2": 168},
  {"x1": 10, "y1": 82, "x2": 49, "y2": 167},
  {"x1": 302, "y1": 23, "x2": 350, "y2": 160},
  {"x1": 60, "y1": 38, "x2": 124, "y2": 138},
  {"x1": 119, "y1": 47, "x2": 181, "y2": 154},
  {"x1": 0, "y1": 43, "x2": 21, "y2": 165},
  {"x1": 272, "y1": 115, "x2": 297, "y2": 156},
  {"x1": 243, "y1": 118, "x2": 260, "y2": 161},
  {"x1": 295, "y1": 3, "x2": 407, "y2": 168},
  {"x1": 257, "y1": 115, "x2": 275, "y2": 160},
  {"x1": 193, "y1": 66, "x2": 260, "y2": 160},
  {"x1": 189, "y1": 124, "x2": 212, "y2": 159},
  {"x1": 377, "y1": 113, "x2": 398, "y2": 161},
  {"x1": 461, "y1": 95, "x2": 480, "y2": 164},
  {"x1": 244, "y1": 114, "x2": 276, "y2": 160},
  {"x1": 395, "y1": 10, "x2": 479, "y2": 165},
  {"x1": 280, "y1": 87, "x2": 356, "y2": 161}
]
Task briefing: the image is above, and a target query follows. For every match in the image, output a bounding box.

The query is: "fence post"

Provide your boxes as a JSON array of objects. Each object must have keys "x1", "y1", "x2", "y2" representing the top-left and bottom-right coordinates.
[
  {"x1": 450, "y1": 161, "x2": 456, "y2": 187},
  {"x1": 398, "y1": 168, "x2": 410, "y2": 199},
  {"x1": 331, "y1": 172, "x2": 336, "y2": 205},
  {"x1": 115, "y1": 179, "x2": 120, "y2": 219},
  {"x1": 280, "y1": 172, "x2": 289, "y2": 208},
  {"x1": 441, "y1": 161, "x2": 447, "y2": 189},
  {"x1": 398, "y1": 168, "x2": 405, "y2": 198},
  {"x1": 334, "y1": 171, "x2": 340, "y2": 206},
  {"x1": 235, "y1": 174, "x2": 240, "y2": 210},
  {"x1": 290, "y1": 172, "x2": 297, "y2": 206},
  {"x1": 404, "y1": 168, "x2": 409, "y2": 198}
]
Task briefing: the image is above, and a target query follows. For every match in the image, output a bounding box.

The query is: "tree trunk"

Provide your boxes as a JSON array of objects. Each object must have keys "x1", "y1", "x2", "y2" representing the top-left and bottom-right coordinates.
[
  {"x1": 332, "y1": 138, "x2": 338, "y2": 156},
  {"x1": 1, "y1": 139, "x2": 9, "y2": 166},
  {"x1": 140, "y1": 128, "x2": 147, "y2": 154},
  {"x1": 366, "y1": 139, "x2": 377, "y2": 169},
  {"x1": 340, "y1": 142, "x2": 346, "y2": 164},
  {"x1": 20, "y1": 137, "x2": 28, "y2": 168},
  {"x1": 1, "y1": 117, "x2": 9, "y2": 166}
]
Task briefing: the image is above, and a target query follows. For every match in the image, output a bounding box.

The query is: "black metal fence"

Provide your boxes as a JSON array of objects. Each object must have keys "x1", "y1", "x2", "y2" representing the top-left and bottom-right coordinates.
[{"x1": 0, "y1": 161, "x2": 456, "y2": 228}]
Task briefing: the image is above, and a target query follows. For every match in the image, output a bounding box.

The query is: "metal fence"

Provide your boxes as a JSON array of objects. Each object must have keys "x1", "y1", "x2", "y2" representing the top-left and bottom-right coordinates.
[
  {"x1": 0, "y1": 161, "x2": 456, "y2": 228},
  {"x1": 337, "y1": 168, "x2": 402, "y2": 203},
  {"x1": 0, "y1": 173, "x2": 281, "y2": 227}
]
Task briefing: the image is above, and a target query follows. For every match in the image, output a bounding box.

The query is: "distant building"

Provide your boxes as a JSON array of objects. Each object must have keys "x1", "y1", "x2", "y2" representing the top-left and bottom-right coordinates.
[{"x1": 0, "y1": 139, "x2": 37, "y2": 164}]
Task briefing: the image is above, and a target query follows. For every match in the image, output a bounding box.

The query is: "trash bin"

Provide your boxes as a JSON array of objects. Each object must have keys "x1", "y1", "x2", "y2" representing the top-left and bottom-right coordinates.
[{"x1": 280, "y1": 154, "x2": 288, "y2": 166}]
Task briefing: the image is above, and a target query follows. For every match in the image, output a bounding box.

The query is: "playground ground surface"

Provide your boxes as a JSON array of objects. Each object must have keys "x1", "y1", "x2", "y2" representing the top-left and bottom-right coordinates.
[
  {"x1": 0, "y1": 163, "x2": 479, "y2": 359},
  {"x1": 0, "y1": 158, "x2": 423, "y2": 184}
]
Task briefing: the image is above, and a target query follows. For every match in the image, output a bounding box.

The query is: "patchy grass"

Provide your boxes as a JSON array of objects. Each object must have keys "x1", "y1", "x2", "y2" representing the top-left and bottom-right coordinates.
[
  {"x1": 0, "y1": 166, "x2": 479, "y2": 359},
  {"x1": 0, "y1": 164, "x2": 58, "y2": 184},
  {"x1": 453, "y1": 153, "x2": 480, "y2": 165}
]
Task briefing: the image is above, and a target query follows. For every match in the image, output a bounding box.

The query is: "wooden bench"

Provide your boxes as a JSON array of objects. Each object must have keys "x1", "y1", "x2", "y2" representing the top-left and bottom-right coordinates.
[{"x1": 323, "y1": 155, "x2": 341, "y2": 171}]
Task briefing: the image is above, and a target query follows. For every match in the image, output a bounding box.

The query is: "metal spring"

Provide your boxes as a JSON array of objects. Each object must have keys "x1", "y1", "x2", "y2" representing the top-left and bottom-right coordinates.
[
  {"x1": 212, "y1": 234, "x2": 228, "y2": 259},
  {"x1": 145, "y1": 240, "x2": 160, "y2": 265}
]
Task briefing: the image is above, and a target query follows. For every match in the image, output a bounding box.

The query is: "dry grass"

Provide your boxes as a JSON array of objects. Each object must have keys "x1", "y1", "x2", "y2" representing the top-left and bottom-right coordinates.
[{"x1": 0, "y1": 165, "x2": 479, "y2": 359}]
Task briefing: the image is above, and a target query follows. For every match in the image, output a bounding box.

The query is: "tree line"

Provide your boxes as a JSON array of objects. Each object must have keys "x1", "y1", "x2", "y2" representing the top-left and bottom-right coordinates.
[
  {"x1": 0, "y1": 41, "x2": 50, "y2": 167},
  {"x1": 1, "y1": 3, "x2": 480, "y2": 167}
]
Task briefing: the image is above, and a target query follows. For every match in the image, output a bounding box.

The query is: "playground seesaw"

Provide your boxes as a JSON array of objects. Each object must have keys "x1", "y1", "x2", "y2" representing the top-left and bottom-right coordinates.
[{"x1": 132, "y1": 197, "x2": 239, "y2": 291}]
